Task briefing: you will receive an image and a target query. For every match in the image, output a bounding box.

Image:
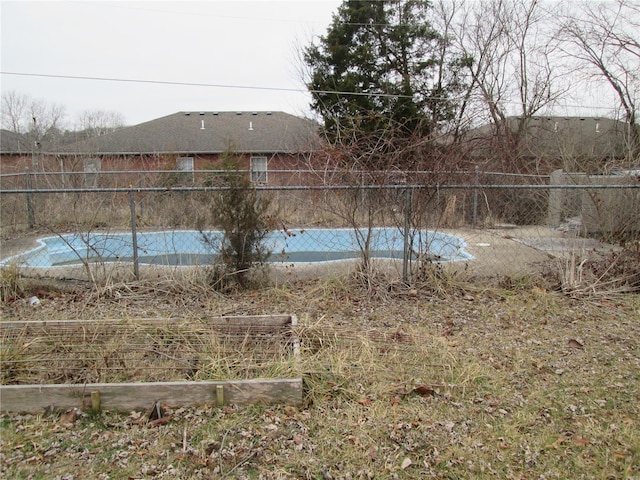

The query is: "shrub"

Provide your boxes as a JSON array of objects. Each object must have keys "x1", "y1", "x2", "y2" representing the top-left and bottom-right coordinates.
[{"x1": 201, "y1": 152, "x2": 274, "y2": 289}]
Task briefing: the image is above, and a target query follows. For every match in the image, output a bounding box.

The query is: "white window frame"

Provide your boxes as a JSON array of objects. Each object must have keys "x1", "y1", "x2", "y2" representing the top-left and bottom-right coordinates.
[{"x1": 250, "y1": 156, "x2": 268, "y2": 184}]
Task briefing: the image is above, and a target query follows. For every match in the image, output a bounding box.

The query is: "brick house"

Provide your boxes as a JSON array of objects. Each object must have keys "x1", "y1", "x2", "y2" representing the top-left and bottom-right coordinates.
[
  {"x1": 1, "y1": 111, "x2": 324, "y2": 186},
  {"x1": 0, "y1": 129, "x2": 33, "y2": 170},
  {"x1": 465, "y1": 116, "x2": 631, "y2": 173}
]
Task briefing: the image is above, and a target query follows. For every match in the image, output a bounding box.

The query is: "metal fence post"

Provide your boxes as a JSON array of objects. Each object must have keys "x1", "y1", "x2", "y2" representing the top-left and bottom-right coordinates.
[
  {"x1": 137, "y1": 172, "x2": 144, "y2": 218},
  {"x1": 402, "y1": 187, "x2": 411, "y2": 284},
  {"x1": 129, "y1": 189, "x2": 140, "y2": 280},
  {"x1": 472, "y1": 165, "x2": 479, "y2": 227},
  {"x1": 25, "y1": 167, "x2": 35, "y2": 228}
]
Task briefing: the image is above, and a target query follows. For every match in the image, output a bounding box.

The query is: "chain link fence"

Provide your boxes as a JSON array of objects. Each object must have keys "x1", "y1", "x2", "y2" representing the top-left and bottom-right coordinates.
[{"x1": 1, "y1": 168, "x2": 638, "y2": 284}]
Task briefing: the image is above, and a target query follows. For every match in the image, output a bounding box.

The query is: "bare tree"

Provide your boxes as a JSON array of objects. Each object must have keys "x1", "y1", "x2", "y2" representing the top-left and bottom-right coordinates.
[
  {"x1": 75, "y1": 109, "x2": 126, "y2": 138},
  {"x1": 452, "y1": 0, "x2": 570, "y2": 169},
  {"x1": 1, "y1": 90, "x2": 67, "y2": 143},
  {"x1": 427, "y1": 0, "x2": 474, "y2": 141},
  {"x1": 558, "y1": 0, "x2": 640, "y2": 160},
  {"x1": 1, "y1": 90, "x2": 30, "y2": 133}
]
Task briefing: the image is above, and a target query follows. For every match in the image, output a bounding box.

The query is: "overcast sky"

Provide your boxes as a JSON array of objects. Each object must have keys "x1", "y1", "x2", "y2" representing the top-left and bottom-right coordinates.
[{"x1": 1, "y1": 1, "x2": 342, "y2": 126}]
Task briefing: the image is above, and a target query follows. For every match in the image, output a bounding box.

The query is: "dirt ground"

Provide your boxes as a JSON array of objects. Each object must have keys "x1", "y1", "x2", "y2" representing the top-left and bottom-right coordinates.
[{"x1": 1, "y1": 271, "x2": 639, "y2": 478}]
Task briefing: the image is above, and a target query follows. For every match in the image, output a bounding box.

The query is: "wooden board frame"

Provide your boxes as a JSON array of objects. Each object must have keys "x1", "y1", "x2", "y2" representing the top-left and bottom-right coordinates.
[
  {"x1": 0, "y1": 314, "x2": 296, "y2": 331},
  {"x1": 0, "y1": 315, "x2": 302, "y2": 413},
  {"x1": 0, "y1": 378, "x2": 303, "y2": 413}
]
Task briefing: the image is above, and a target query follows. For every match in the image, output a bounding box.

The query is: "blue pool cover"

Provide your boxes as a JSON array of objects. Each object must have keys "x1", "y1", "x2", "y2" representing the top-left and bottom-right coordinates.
[{"x1": 0, "y1": 228, "x2": 473, "y2": 268}]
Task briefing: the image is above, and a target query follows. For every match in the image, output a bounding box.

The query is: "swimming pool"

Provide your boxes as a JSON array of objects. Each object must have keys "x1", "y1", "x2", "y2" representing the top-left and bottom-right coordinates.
[{"x1": 0, "y1": 228, "x2": 473, "y2": 268}]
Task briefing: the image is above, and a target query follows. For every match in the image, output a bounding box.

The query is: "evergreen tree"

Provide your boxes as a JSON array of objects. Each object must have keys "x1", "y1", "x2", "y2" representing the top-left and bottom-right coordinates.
[{"x1": 304, "y1": 0, "x2": 458, "y2": 148}]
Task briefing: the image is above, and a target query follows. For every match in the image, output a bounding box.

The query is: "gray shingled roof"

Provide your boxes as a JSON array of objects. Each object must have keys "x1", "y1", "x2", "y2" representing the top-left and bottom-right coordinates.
[
  {"x1": 0, "y1": 129, "x2": 31, "y2": 155},
  {"x1": 467, "y1": 116, "x2": 628, "y2": 159},
  {"x1": 52, "y1": 111, "x2": 322, "y2": 155}
]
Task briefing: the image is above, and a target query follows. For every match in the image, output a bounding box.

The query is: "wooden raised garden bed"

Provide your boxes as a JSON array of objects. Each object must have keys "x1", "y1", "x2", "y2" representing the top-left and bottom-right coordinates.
[{"x1": 0, "y1": 315, "x2": 301, "y2": 413}]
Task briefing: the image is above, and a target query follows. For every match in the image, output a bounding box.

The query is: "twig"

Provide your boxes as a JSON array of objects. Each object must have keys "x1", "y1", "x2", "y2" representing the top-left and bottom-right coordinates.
[
  {"x1": 182, "y1": 426, "x2": 187, "y2": 452},
  {"x1": 217, "y1": 428, "x2": 230, "y2": 475},
  {"x1": 221, "y1": 442, "x2": 257, "y2": 478}
]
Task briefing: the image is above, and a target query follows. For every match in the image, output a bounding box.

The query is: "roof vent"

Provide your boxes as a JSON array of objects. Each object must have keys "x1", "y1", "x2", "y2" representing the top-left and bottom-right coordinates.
[
  {"x1": 199, "y1": 112, "x2": 205, "y2": 116},
  {"x1": 236, "y1": 112, "x2": 242, "y2": 115},
  {"x1": 248, "y1": 121, "x2": 254, "y2": 131},
  {"x1": 212, "y1": 112, "x2": 219, "y2": 115},
  {"x1": 252, "y1": 112, "x2": 258, "y2": 115},
  {"x1": 185, "y1": 112, "x2": 191, "y2": 116},
  {"x1": 266, "y1": 112, "x2": 272, "y2": 115},
  {"x1": 200, "y1": 120, "x2": 205, "y2": 130}
]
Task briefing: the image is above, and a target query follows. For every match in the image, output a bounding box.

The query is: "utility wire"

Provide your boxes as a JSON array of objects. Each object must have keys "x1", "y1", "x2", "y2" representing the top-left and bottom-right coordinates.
[
  {"x1": 0, "y1": 71, "x2": 412, "y2": 99},
  {"x1": 0, "y1": 71, "x2": 620, "y2": 110}
]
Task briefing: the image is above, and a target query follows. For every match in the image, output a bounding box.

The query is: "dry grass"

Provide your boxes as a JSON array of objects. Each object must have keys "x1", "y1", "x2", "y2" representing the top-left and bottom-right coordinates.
[
  {"x1": 1, "y1": 271, "x2": 639, "y2": 479},
  {"x1": 0, "y1": 318, "x2": 296, "y2": 385},
  {"x1": 546, "y1": 247, "x2": 640, "y2": 297}
]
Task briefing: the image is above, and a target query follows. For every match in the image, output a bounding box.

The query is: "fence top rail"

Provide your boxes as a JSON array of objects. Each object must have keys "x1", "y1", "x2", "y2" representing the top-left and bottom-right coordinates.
[
  {"x1": 1, "y1": 183, "x2": 638, "y2": 194},
  {"x1": 0, "y1": 169, "x2": 550, "y2": 179}
]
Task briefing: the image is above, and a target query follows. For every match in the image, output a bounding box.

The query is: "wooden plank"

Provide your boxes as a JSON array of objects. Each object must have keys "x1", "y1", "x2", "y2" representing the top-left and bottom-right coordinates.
[
  {"x1": 205, "y1": 315, "x2": 293, "y2": 327},
  {"x1": 0, "y1": 314, "x2": 293, "y2": 331},
  {"x1": 0, "y1": 378, "x2": 302, "y2": 413}
]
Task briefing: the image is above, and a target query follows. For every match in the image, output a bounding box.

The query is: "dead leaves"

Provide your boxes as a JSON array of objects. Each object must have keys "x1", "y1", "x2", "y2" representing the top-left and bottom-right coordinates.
[
  {"x1": 568, "y1": 338, "x2": 584, "y2": 349},
  {"x1": 58, "y1": 408, "x2": 80, "y2": 427},
  {"x1": 573, "y1": 436, "x2": 590, "y2": 447},
  {"x1": 147, "y1": 416, "x2": 171, "y2": 428},
  {"x1": 613, "y1": 451, "x2": 628, "y2": 460},
  {"x1": 1, "y1": 283, "x2": 638, "y2": 479},
  {"x1": 366, "y1": 444, "x2": 378, "y2": 460},
  {"x1": 546, "y1": 433, "x2": 591, "y2": 450},
  {"x1": 412, "y1": 385, "x2": 437, "y2": 397},
  {"x1": 355, "y1": 384, "x2": 437, "y2": 408},
  {"x1": 146, "y1": 400, "x2": 172, "y2": 427},
  {"x1": 400, "y1": 457, "x2": 412, "y2": 469},
  {"x1": 393, "y1": 385, "x2": 437, "y2": 402}
]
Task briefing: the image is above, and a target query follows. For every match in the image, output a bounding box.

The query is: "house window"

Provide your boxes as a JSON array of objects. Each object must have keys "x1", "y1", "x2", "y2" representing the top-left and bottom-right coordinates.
[
  {"x1": 83, "y1": 157, "x2": 101, "y2": 188},
  {"x1": 176, "y1": 156, "x2": 195, "y2": 184},
  {"x1": 250, "y1": 156, "x2": 268, "y2": 183},
  {"x1": 176, "y1": 156, "x2": 194, "y2": 172}
]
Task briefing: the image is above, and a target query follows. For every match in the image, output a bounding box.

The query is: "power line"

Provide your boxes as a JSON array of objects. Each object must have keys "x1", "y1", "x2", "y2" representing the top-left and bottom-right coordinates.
[
  {"x1": 0, "y1": 70, "x2": 622, "y2": 111},
  {"x1": 0, "y1": 71, "x2": 411, "y2": 99}
]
